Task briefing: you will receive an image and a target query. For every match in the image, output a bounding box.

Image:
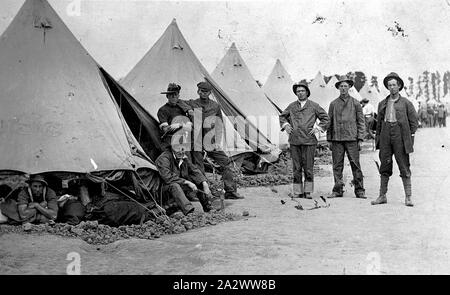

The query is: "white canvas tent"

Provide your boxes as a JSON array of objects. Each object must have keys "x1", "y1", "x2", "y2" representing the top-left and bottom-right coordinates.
[
  {"x1": 359, "y1": 82, "x2": 381, "y2": 104},
  {"x1": 321, "y1": 75, "x2": 340, "y2": 111},
  {"x1": 308, "y1": 71, "x2": 331, "y2": 110},
  {"x1": 122, "y1": 19, "x2": 279, "y2": 165},
  {"x1": 326, "y1": 75, "x2": 339, "y2": 88},
  {"x1": 211, "y1": 43, "x2": 288, "y2": 148},
  {"x1": 309, "y1": 71, "x2": 327, "y2": 90},
  {"x1": 0, "y1": 0, "x2": 155, "y2": 175},
  {"x1": 349, "y1": 86, "x2": 363, "y2": 101},
  {"x1": 262, "y1": 59, "x2": 296, "y2": 111}
]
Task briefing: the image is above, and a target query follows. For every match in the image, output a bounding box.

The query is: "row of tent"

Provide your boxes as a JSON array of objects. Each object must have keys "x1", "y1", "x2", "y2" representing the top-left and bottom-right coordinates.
[
  {"x1": 0, "y1": 0, "x2": 425, "y2": 185},
  {"x1": 263, "y1": 64, "x2": 420, "y2": 114}
]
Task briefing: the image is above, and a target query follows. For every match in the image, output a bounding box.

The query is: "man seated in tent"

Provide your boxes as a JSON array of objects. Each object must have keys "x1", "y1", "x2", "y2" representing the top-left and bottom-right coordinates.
[
  {"x1": 180, "y1": 81, "x2": 243, "y2": 200},
  {"x1": 157, "y1": 83, "x2": 194, "y2": 150},
  {"x1": 360, "y1": 98, "x2": 375, "y2": 139},
  {"x1": 155, "y1": 141, "x2": 213, "y2": 214},
  {"x1": 17, "y1": 175, "x2": 58, "y2": 224}
]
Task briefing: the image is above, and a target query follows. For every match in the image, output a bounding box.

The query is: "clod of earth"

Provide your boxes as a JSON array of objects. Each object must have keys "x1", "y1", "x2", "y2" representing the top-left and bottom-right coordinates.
[{"x1": 0, "y1": 210, "x2": 241, "y2": 245}]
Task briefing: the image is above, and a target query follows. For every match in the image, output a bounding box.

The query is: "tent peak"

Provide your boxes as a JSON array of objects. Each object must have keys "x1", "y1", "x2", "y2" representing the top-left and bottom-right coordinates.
[
  {"x1": 230, "y1": 42, "x2": 237, "y2": 49},
  {"x1": 171, "y1": 18, "x2": 177, "y2": 24}
]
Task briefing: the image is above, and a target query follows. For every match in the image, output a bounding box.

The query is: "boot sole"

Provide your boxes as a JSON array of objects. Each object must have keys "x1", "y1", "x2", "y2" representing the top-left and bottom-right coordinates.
[{"x1": 371, "y1": 202, "x2": 387, "y2": 205}]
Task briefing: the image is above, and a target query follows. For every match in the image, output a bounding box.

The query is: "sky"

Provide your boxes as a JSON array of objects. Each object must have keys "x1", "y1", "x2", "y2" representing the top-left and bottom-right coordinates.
[{"x1": 1, "y1": 0, "x2": 450, "y2": 83}]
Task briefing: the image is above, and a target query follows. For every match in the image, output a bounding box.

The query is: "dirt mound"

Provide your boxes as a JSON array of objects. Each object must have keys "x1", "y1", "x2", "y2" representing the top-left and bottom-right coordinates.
[
  {"x1": 0, "y1": 210, "x2": 241, "y2": 245},
  {"x1": 208, "y1": 149, "x2": 332, "y2": 190}
]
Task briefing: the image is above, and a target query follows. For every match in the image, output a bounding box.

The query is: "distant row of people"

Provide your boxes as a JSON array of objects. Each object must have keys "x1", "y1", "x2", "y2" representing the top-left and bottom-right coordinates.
[{"x1": 418, "y1": 104, "x2": 447, "y2": 128}]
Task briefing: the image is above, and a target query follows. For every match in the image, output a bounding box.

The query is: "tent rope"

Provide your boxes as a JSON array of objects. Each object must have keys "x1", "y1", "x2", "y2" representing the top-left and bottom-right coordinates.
[{"x1": 87, "y1": 173, "x2": 170, "y2": 223}]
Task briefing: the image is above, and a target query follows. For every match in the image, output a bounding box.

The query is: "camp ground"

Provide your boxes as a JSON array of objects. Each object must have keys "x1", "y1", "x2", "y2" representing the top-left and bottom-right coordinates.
[{"x1": 1, "y1": 0, "x2": 450, "y2": 277}]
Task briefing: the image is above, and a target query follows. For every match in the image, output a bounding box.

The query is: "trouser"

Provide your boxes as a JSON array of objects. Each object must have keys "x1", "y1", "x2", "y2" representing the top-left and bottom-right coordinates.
[
  {"x1": 379, "y1": 122, "x2": 411, "y2": 178},
  {"x1": 161, "y1": 183, "x2": 194, "y2": 215},
  {"x1": 331, "y1": 141, "x2": 364, "y2": 194},
  {"x1": 191, "y1": 150, "x2": 237, "y2": 193},
  {"x1": 365, "y1": 116, "x2": 375, "y2": 138},
  {"x1": 438, "y1": 117, "x2": 444, "y2": 127},
  {"x1": 290, "y1": 144, "x2": 316, "y2": 194},
  {"x1": 427, "y1": 114, "x2": 434, "y2": 127}
]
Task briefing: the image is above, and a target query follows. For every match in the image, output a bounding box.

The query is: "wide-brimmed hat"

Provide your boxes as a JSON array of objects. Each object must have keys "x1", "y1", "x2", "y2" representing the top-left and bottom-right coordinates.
[
  {"x1": 383, "y1": 72, "x2": 404, "y2": 91},
  {"x1": 197, "y1": 81, "x2": 212, "y2": 91},
  {"x1": 292, "y1": 82, "x2": 310, "y2": 97},
  {"x1": 26, "y1": 174, "x2": 48, "y2": 187},
  {"x1": 161, "y1": 83, "x2": 181, "y2": 94},
  {"x1": 335, "y1": 76, "x2": 354, "y2": 89}
]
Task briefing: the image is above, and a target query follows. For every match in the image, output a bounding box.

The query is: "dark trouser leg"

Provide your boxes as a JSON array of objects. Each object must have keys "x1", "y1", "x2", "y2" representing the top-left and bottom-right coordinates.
[
  {"x1": 378, "y1": 127, "x2": 394, "y2": 179},
  {"x1": 390, "y1": 125, "x2": 411, "y2": 179},
  {"x1": 207, "y1": 150, "x2": 237, "y2": 194},
  {"x1": 196, "y1": 190, "x2": 212, "y2": 212},
  {"x1": 378, "y1": 123, "x2": 397, "y2": 198},
  {"x1": 302, "y1": 145, "x2": 316, "y2": 193},
  {"x1": 371, "y1": 125, "x2": 393, "y2": 205},
  {"x1": 364, "y1": 117, "x2": 370, "y2": 139},
  {"x1": 163, "y1": 183, "x2": 194, "y2": 215},
  {"x1": 331, "y1": 141, "x2": 345, "y2": 194},
  {"x1": 191, "y1": 151, "x2": 206, "y2": 174},
  {"x1": 390, "y1": 124, "x2": 413, "y2": 206},
  {"x1": 344, "y1": 141, "x2": 365, "y2": 194},
  {"x1": 290, "y1": 145, "x2": 303, "y2": 195}
]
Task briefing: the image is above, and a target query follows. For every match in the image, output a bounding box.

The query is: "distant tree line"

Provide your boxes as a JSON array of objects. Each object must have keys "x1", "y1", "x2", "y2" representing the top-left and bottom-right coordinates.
[{"x1": 317, "y1": 70, "x2": 450, "y2": 102}]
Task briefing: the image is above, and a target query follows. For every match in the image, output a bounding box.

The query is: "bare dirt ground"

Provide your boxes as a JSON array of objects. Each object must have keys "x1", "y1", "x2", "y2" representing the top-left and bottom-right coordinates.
[{"x1": 1, "y1": 127, "x2": 450, "y2": 275}]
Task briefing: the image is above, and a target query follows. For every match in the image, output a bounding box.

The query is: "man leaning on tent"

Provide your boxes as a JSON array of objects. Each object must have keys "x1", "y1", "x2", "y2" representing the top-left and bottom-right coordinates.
[{"x1": 161, "y1": 81, "x2": 244, "y2": 200}]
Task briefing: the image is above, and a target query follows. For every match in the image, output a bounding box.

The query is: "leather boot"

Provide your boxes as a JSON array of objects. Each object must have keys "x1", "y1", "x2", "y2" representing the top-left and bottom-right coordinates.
[
  {"x1": 197, "y1": 192, "x2": 212, "y2": 212},
  {"x1": 402, "y1": 177, "x2": 414, "y2": 207},
  {"x1": 304, "y1": 192, "x2": 312, "y2": 199},
  {"x1": 371, "y1": 175, "x2": 389, "y2": 205},
  {"x1": 224, "y1": 191, "x2": 244, "y2": 199}
]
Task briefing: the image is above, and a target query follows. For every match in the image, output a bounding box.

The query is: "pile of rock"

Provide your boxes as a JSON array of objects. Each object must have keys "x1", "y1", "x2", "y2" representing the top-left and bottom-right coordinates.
[
  {"x1": 0, "y1": 210, "x2": 241, "y2": 245},
  {"x1": 207, "y1": 150, "x2": 331, "y2": 189}
]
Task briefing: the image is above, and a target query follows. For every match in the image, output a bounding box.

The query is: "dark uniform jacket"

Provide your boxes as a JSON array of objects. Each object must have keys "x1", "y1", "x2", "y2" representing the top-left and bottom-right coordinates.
[
  {"x1": 327, "y1": 95, "x2": 366, "y2": 141},
  {"x1": 279, "y1": 100, "x2": 329, "y2": 145},
  {"x1": 157, "y1": 102, "x2": 190, "y2": 127},
  {"x1": 157, "y1": 101, "x2": 192, "y2": 149},
  {"x1": 376, "y1": 95, "x2": 419, "y2": 154},
  {"x1": 181, "y1": 98, "x2": 224, "y2": 148},
  {"x1": 155, "y1": 150, "x2": 207, "y2": 186}
]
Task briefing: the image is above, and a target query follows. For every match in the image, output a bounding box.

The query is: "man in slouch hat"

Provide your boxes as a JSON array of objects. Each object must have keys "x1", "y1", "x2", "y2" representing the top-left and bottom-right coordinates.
[
  {"x1": 280, "y1": 82, "x2": 329, "y2": 199},
  {"x1": 327, "y1": 76, "x2": 366, "y2": 199},
  {"x1": 371, "y1": 72, "x2": 418, "y2": 207}
]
